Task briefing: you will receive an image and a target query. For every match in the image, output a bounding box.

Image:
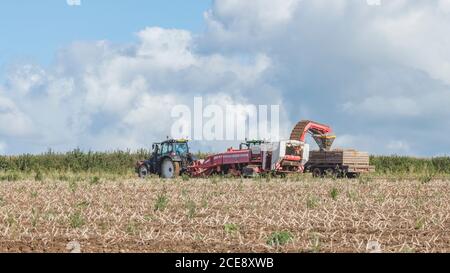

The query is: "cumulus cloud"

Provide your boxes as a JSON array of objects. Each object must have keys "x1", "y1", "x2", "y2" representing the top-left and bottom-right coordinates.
[
  {"x1": 0, "y1": 96, "x2": 35, "y2": 137},
  {"x1": 342, "y1": 96, "x2": 420, "y2": 118},
  {"x1": 0, "y1": 26, "x2": 278, "y2": 154},
  {"x1": 1, "y1": 0, "x2": 450, "y2": 156},
  {"x1": 201, "y1": 0, "x2": 450, "y2": 156}
]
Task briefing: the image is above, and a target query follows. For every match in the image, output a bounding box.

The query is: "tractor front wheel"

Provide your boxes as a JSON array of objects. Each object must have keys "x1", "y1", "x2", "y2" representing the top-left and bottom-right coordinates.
[
  {"x1": 161, "y1": 159, "x2": 181, "y2": 179},
  {"x1": 138, "y1": 165, "x2": 149, "y2": 178}
]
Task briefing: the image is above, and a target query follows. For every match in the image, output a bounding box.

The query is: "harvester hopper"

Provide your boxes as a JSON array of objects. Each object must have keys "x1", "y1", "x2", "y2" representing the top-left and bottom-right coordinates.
[{"x1": 313, "y1": 135, "x2": 336, "y2": 151}]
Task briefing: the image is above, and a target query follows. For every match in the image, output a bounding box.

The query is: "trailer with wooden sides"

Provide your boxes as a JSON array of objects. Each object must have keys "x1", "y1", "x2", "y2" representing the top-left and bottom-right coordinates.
[{"x1": 305, "y1": 149, "x2": 375, "y2": 178}]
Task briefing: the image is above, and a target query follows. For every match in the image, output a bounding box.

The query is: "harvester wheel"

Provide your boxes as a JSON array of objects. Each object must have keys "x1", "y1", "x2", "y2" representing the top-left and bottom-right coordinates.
[
  {"x1": 161, "y1": 159, "x2": 180, "y2": 179},
  {"x1": 138, "y1": 165, "x2": 148, "y2": 178},
  {"x1": 312, "y1": 168, "x2": 322, "y2": 178}
]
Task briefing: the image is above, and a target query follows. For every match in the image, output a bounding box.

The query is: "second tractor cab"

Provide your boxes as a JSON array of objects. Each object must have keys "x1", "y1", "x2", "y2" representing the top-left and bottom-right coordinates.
[
  {"x1": 238, "y1": 140, "x2": 268, "y2": 150},
  {"x1": 136, "y1": 139, "x2": 195, "y2": 179}
]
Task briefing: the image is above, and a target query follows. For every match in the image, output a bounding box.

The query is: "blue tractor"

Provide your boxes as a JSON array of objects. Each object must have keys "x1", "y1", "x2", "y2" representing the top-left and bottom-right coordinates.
[{"x1": 136, "y1": 139, "x2": 195, "y2": 179}]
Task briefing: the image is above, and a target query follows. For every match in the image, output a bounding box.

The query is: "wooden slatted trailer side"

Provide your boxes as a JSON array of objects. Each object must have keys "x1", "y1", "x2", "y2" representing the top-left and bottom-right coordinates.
[{"x1": 305, "y1": 149, "x2": 375, "y2": 178}]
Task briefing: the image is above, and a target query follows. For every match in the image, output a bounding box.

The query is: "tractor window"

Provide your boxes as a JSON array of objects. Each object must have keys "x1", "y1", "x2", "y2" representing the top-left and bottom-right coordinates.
[
  {"x1": 174, "y1": 143, "x2": 188, "y2": 155},
  {"x1": 161, "y1": 143, "x2": 173, "y2": 155}
]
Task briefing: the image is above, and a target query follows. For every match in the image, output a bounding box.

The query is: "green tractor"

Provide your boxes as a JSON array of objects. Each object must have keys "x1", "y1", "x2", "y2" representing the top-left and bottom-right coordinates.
[{"x1": 136, "y1": 139, "x2": 195, "y2": 179}]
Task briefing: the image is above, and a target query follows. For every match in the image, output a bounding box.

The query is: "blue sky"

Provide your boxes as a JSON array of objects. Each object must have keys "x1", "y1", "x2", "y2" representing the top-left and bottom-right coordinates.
[
  {"x1": 0, "y1": 0, "x2": 210, "y2": 65},
  {"x1": 1, "y1": 0, "x2": 450, "y2": 156}
]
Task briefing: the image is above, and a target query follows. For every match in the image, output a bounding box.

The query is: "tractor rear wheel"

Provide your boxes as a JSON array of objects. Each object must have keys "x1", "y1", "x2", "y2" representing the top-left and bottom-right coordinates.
[{"x1": 161, "y1": 159, "x2": 181, "y2": 179}]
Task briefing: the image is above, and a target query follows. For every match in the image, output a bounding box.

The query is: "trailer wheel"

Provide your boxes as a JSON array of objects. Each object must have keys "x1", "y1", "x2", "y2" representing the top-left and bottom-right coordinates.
[
  {"x1": 138, "y1": 165, "x2": 148, "y2": 178},
  {"x1": 335, "y1": 170, "x2": 345, "y2": 179},
  {"x1": 324, "y1": 168, "x2": 337, "y2": 178},
  {"x1": 312, "y1": 168, "x2": 322, "y2": 178},
  {"x1": 347, "y1": 173, "x2": 360, "y2": 179},
  {"x1": 161, "y1": 159, "x2": 180, "y2": 179}
]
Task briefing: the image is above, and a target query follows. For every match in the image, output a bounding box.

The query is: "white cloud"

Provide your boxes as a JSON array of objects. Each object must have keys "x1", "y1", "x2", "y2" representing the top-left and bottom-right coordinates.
[
  {"x1": 207, "y1": 0, "x2": 300, "y2": 29},
  {"x1": 0, "y1": 97, "x2": 34, "y2": 137},
  {"x1": 136, "y1": 27, "x2": 196, "y2": 69},
  {"x1": 372, "y1": 3, "x2": 450, "y2": 85},
  {"x1": 6, "y1": 64, "x2": 46, "y2": 96},
  {"x1": 200, "y1": 0, "x2": 450, "y2": 156},
  {"x1": 0, "y1": 26, "x2": 273, "y2": 153},
  {"x1": 342, "y1": 96, "x2": 420, "y2": 117}
]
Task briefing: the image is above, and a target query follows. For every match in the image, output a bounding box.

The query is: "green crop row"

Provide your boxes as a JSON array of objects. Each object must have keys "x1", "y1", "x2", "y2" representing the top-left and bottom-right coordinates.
[
  {"x1": 0, "y1": 149, "x2": 150, "y2": 175},
  {"x1": 0, "y1": 149, "x2": 449, "y2": 175},
  {"x1": 370, "y1": 156, "x2": 450, "y2": 175}
]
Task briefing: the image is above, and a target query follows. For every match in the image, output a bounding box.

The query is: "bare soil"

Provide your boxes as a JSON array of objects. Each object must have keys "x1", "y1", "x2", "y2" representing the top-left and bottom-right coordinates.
[{"x1": 0, "y1": 177, "x2": 449, "y2": 253}]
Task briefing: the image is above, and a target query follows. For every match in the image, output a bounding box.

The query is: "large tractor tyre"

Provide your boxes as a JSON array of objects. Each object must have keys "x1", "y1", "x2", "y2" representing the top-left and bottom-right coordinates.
[
  {"x1": 138, "y1": 165, "x2": 149, "y2": 178},
  {"x1": 160, "y1": 159, "x2": 181, "y2": 179}
]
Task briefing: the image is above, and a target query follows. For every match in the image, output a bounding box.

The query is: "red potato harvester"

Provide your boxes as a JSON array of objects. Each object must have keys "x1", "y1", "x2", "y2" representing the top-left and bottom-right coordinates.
[{"x1": 187, "y1": 120, "x2": 356, "y2": 178}]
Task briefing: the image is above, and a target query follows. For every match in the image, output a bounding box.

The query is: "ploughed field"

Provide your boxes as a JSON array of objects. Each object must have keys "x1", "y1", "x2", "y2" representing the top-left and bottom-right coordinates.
[{"x1": 0, "y1": 176, "x2": 449, "y2": 253}]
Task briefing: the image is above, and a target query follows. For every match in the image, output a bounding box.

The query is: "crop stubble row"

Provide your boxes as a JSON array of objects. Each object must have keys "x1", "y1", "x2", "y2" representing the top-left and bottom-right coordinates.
[{"x1": 0, "y1": 178, "x2": 449, "y2": 253}]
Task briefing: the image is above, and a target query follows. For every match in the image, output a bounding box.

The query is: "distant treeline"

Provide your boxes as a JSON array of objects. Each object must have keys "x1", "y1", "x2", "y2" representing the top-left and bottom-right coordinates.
[{"x1": 0, "y1": 149, "x2": 449, "y2": 175}]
